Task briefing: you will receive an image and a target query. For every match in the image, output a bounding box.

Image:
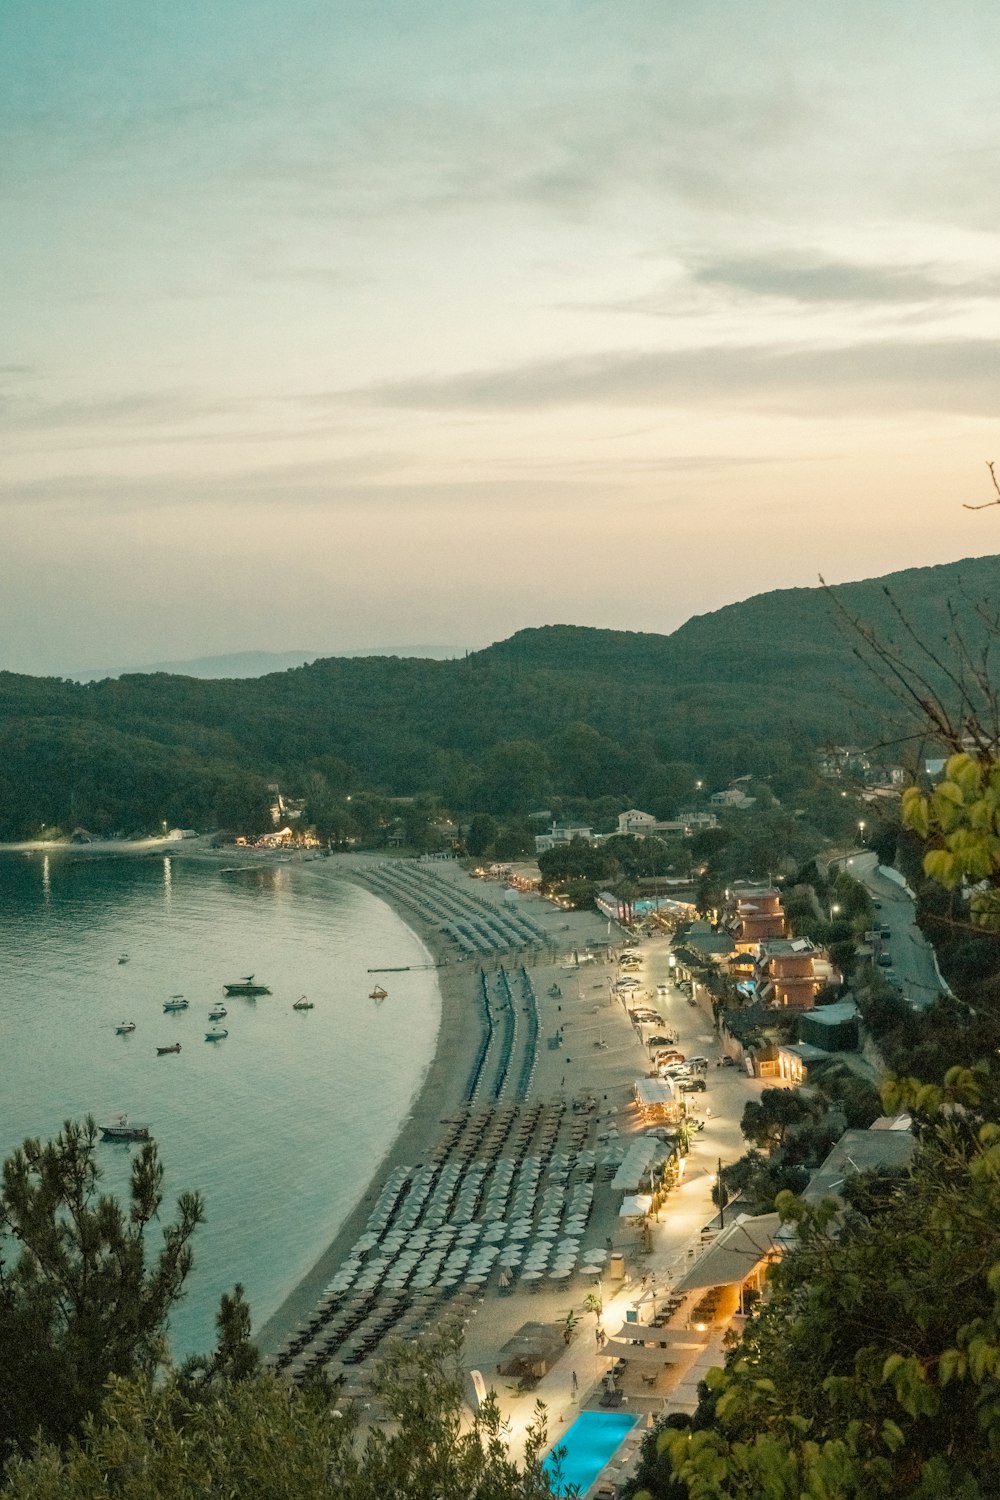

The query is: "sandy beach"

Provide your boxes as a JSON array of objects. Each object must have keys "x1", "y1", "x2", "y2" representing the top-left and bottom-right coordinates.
[
  {"x1": 6, "y1": 836, "x2": 765, "y2": 1489},
  {"x1": 254, "y1": 851, "x2": 626, "y2": 1355}
]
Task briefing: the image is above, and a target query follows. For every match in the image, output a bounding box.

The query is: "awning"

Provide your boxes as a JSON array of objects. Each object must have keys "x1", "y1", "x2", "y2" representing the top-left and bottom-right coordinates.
[
  {"x1": 603, "y1": 1340, "x2": 678, "y2": 1368},
  {"x1": 619, "y1": 1193, "x2": 653, "y2": 1218},
  {"x1": 671, "y1": 1213, "x2": 781, "y2": 1293},
  {"x1": 611, "y1": 1139, "x2": 658, "y2": 1192},
  {"x1": 611, "y1": 1324, "x2": 709, "y2": 1349},
  {"x1": 605, "y1": 1332, "x2": 707, "y2": 1356}
]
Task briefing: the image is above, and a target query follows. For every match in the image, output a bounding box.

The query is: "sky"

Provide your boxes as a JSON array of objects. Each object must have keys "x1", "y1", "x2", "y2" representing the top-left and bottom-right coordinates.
[{"x1": 3, "y1": 1, "x2": 1000, "y2": 676}]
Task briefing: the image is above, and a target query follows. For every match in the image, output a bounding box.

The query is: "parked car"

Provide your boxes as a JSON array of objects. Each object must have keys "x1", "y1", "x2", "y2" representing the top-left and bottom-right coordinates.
[
  {"x1": 878, "y1": 952, "x2": 893, "y2": 968},
  {"x1": 632, "y1": 1011, "x2": 664, "y2": 1025},
  {"x1": 679, "y1": 1077, "x2": 707, "y2": 1093},
  {"x1": 654, "y1": 1050, "x2": 685, "y2": 1065},
  {"x1": 720, "y1": 1056, "x2": 737, "y2": 1068},
  {"x1": 879, "y1": 925, "x2": 891, "y2": 939},
  {"x1": 660, "y1": 1064, "x2": 691, "y2": 1078},
  {"x1": 646, "y1": 1033, "x2": 676, "y2": 1049},
  {"x1": 688, "y1": 1056, "x2": 709, "y2": 1070}
]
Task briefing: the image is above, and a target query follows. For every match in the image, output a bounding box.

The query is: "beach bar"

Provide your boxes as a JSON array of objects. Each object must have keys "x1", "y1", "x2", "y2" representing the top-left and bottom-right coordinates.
[{"x1": 633, "y1": 1076, "x2": 676, "y2": 1122}]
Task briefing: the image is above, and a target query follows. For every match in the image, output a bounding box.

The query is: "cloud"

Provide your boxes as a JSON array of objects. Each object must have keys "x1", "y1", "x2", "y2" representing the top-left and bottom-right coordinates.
[
  {"x1": 689, "y1": 252, "x2": 1000, "y2": 305},
  {"x1": 225, "y1": 66, "x2": 815, "y2": 227},
  {"x1": 335, "y1": 337, "x2": 1000, "y2": 417},
  {"x1": 0, "y1": 389, "x2": 235, "y2": 433}
]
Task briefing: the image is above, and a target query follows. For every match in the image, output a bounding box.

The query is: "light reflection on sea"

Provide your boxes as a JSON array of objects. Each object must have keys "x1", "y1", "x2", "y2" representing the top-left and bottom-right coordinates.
[{"x1": 0, "y1": 853, "x2": 440, "y2": 1359}]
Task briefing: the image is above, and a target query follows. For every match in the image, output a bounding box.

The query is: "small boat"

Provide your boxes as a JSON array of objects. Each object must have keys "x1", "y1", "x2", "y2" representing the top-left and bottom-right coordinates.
[
  {"x1": 205, "y1": 1027, "x2": 229, "y2": 1042},
  {"x1": 163, "y1": 995, "x2": 189, "y2": 1012},
  {"x1": 369, "y1": 985, "x2": 388, "y2": 1001},
  {"x1": 156, "y1": 1043, "x2": 181, "y2": 1055},
  {"x1": 223, "y1": 975, "x2": 271, "y2": 996},
  {"x1": 118, "y1": 953, "x2": 129, "y2": 965},
  {"x1": 115, "y1": 1021, "x2": 137, "y2": 1034},
  {"x1": 208, "y1": 1004, "x2": 227, "y2": 1020},
  {"x1": 100, "y1": 1115, "x2": 150, "y2": 1143},
  {"x1": 292, "y1": 995, "x2": 314, "y2": 1010}
]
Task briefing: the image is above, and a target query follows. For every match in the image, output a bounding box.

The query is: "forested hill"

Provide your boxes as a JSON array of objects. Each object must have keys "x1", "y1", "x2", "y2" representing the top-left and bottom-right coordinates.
[
  {"x1": 476, "y1": 554, "x2": 1000, "y2": 688},
  {"x1": 1, "y1": 554, "x2": 996, "y2": 840}
]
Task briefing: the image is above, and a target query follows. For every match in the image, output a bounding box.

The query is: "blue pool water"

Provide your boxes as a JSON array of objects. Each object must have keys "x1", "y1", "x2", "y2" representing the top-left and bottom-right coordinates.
[{"x1": 544, "y1": 1410, "x2": 639, "y2": 1495}]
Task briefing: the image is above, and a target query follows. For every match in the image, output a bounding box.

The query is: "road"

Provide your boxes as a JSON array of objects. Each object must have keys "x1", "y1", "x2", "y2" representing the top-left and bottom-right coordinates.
[{"x1": 838, "y1": 850, "x2": 947, "y2": 1012}]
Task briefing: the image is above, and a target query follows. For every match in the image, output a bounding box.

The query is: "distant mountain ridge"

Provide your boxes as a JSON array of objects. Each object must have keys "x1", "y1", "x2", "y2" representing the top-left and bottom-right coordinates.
[{"x1": 72, "y1": 644, "x2": 465, "y2": 682}]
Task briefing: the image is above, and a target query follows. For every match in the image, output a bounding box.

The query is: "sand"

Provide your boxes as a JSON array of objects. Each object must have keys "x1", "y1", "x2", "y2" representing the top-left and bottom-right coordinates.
[
  {"x1": 7, "y1": 834, "x2": 764, "y2": 1474},
  {"x1": 254, "y1": 853, "x2": 627, "y2": 1355}
]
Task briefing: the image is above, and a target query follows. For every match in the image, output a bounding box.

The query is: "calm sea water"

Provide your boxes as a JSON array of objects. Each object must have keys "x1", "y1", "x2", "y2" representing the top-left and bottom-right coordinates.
[{"x1": 0, "y1": 852, "x2": 440, "y2": 1359}]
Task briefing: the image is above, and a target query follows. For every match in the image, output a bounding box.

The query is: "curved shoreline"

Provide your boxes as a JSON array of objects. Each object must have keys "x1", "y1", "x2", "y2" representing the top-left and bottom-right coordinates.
[{"x1": 253, "y1": 864, "x2": 486, "y2": 1355}]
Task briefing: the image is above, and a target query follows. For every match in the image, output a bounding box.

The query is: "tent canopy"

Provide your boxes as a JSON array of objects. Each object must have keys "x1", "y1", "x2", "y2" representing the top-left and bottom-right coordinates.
[
  {"x1": 611, "y1": 1324, "x2": 709, "y2": 1348},
  {"x1": 496, "y1": 1322, "x2": 565, "y2": 1376},
  {"x1": 619, "y1": 1193, "x2": 653, "y2": 1218},
  {"x1": 603, "y1": 1339, "x2": 677, "y2": 1368},
  {"x1": 672, "y1": 1213, "x2": 781, "y2": 1294}
]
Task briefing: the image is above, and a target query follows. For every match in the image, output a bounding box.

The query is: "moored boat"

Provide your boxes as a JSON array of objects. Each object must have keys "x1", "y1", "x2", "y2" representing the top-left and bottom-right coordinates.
[
  {"x1": 369, "y1": 985, "x2": 388, "y2": 1001},
  {"x1": 156, "y1": 1043, "x2": 182, "y2": 1055},
  {"x1": 208, "y1": 1003, "x2": 227, "y2": 1020},
  {"x1": 118, "y1": 953, "x2": 129, "y2": 964},
  {"x1": 115, "y1": 1021, "x2": 137, "y2": 1034},
  {"x1": 163, "y1": 995, "x2": 189, "y2": 1012},
  {"x1": 292, "y1": 995, "x2": 314, "y2": 1010},
  {"x1": 223, "y1": 975, "x2": 271, "y2": 996},
  {"x1": 205, "y1": 1027, "x2": 229, "y2": 1041},
  {"x1": 100, "y1": 1115, "x2": 150, "y2": 1142}
]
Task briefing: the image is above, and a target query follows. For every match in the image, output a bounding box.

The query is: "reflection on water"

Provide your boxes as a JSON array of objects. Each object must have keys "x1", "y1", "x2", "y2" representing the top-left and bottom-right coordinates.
[{"x1": 0, "y1": 854, "x2": 439, "y2": 1359}]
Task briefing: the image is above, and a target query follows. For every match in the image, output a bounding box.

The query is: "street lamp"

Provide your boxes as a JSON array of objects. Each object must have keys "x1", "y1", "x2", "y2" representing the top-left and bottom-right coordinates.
[{"x1": 858, "y1": 819, "x2": 866, "y2": 845}]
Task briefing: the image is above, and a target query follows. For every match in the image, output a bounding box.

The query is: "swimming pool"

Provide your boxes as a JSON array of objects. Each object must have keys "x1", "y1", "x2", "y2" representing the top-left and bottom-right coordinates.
[{"x1": 543, "y1": 1410, "x2": 640, "y2": 1495}]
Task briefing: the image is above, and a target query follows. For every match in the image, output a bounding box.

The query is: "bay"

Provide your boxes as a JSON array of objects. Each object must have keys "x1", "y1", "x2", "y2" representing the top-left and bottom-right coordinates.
[{"x1": 0, "y1": 851, "x2": 440, "y2": 1359}]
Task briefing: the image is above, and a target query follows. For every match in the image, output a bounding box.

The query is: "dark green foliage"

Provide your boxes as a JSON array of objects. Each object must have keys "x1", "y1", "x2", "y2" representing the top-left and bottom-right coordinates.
[
  {"x1": 714, "y1": 1152, "x2": 810, "y2": 1215},
  {"x1": 2, "y1": 556, "x2": 994, "y2": 840},
  {"x1": 175, "y1": 1285, "x2": 261, "y2": 1401},
  {"x1": 740, "y1": 1088, "x2": 817, "y2": 1151},
  {"x1": 537, "y1": 840, "x2": 617, "y2": 888},
  {"x1": 5, "y1": 1326, "x2": 555, "y2": 1500},
  {"x1": 650, "y1": 1069, "x2": 1000, "y2": 1499},
  {"x1": 465, "y1": 814, "x2": 499, "y2": 857},
  {"x1": 0, "y1": 1119, "x2": 203, "y2": 1467}
]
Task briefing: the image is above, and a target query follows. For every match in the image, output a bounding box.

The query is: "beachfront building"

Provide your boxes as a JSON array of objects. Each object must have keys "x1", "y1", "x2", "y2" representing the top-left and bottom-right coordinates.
[
  {"x1": 726, "y1": 885, "x2": 788, "y2": 949},
  {"x1": 710, "y1": 785, "x2": 756, "y2": 810},
  {"x1": 614, "y1": 808, "x2": 719, "y2": 839},
  {"x1": 534, "y1": 822, "x2": 593, "y2": 853},
  {"x1": 757, "y1": 938, "x2": 826, "y2": 1009}
]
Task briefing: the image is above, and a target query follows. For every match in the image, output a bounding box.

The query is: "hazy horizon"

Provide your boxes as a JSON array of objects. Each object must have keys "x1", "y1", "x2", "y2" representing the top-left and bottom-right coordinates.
[{"x1": 5, "y1": 2, "x2": 1000, "y2": 676}]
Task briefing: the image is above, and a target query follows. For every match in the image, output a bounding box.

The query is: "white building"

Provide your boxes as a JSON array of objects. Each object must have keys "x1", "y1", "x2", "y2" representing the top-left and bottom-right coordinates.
[
  {"x1": 615, "y1": 807, "x2": 718, "y2": 839},
  {"x1": 534, "y1": 822, "x2": 593, "y2": 854}
]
